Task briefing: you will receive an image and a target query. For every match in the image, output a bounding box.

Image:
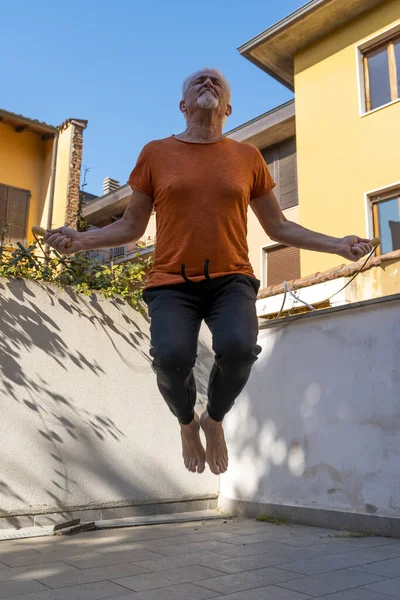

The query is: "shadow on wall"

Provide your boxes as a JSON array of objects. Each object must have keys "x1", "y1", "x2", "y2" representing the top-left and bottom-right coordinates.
[
  {"x1": 224, "y1": 307, "x2": 400, "y2": 519},
  {"x1": 0, "y1": 278, "x2": 213, "y2": 528}
]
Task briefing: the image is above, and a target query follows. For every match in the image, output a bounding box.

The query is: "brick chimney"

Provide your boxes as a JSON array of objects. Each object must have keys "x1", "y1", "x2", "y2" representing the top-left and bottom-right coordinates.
[{"x1": 63, "y1": 119, "x2": 88, "y2": 229}]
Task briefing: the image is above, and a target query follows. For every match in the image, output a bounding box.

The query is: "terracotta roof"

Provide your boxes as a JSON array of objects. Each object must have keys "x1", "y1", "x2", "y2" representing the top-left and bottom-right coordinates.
[
  {"x1": 0, "y1": 110, "x2": 88, "y2": 136},
  {"x1": 0, "y1": 108, "x2": 56, "y2": 136},
  {"x1": 258, "y1": 249, "x2": 400, "y2": 299}
]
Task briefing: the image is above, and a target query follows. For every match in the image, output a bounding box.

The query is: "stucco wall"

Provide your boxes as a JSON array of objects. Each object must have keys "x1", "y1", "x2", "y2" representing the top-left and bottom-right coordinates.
[
  {"x1": 0, "y1": 278, "x2": 218, "y2": 522},
  {"x1": 0, "y1": 123, "x2": 47, "y2": 243},
  {"x1": 220, "y1": 296, "x2": 400, "y2": 523},
  {"x1": 294, "y1": 0, "x2": 400, "y2": 277},
  {"x1": 51, "y1": 125, "x2": 73, "y2": 229}
]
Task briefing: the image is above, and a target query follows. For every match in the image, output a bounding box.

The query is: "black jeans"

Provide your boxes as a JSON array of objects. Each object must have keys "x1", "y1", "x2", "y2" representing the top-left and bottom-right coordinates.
[{"x1": 143, "y1": 274, "x2": 261, "y2": 425}]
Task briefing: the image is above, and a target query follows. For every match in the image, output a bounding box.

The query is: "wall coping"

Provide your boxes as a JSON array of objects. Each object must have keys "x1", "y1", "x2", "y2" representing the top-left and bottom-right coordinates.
[
  {"x1": 258, "y1": 249, "x2": 400, "y2": 300},
  {"x1": 259, "y1": 291, "x2": 400, "y2": 330}
]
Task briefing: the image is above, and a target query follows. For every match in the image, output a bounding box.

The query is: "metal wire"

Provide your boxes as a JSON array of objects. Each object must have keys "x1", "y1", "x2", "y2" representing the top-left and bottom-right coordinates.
[{"x1": 273, "y1": 246, "x2": 378, "y2": 321}]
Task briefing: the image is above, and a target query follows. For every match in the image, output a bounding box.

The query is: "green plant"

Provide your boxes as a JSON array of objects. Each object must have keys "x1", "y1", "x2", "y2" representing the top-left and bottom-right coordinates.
[
  {"x1": 0, "y1": 240, "x2": 153, "y2": 309},
  {"x1": 256, "y1": 515, "x2": 288, "y2": 525}
]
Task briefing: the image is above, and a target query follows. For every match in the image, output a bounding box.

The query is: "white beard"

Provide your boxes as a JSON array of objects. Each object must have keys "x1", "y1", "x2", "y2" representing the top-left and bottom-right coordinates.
[{"x1": 196, "y1": 90, "x2": 218, "y2": 109}]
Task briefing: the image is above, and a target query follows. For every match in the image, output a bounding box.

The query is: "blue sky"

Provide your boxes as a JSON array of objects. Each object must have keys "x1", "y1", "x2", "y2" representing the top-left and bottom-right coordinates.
[{"x1": 1, "y1": 0, "x2": 305, "y2": 196}]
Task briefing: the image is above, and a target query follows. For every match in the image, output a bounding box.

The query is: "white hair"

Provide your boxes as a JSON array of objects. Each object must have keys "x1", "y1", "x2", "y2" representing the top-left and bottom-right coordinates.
[{"x1": 182, "y1": 68, "x2": 231, "y2": 102}]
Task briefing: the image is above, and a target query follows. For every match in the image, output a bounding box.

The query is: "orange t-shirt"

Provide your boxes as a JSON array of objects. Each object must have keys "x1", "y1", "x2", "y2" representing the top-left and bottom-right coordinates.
[{"x1": 128, "y1": 136, "x2": 275, "y2": 288}]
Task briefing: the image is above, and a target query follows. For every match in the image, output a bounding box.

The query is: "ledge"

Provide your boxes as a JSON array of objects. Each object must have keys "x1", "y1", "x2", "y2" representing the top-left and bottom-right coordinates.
[
  {"x1": 258, "y1": 249, "x2": 400, "y2": 300},
  {"x1": 259, "y1": 292, "x2": 400, "y2": 329}
]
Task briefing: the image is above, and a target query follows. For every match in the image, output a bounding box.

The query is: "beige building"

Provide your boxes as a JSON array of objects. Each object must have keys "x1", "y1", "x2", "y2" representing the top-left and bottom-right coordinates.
[
  {"x1": 82, "y1": 182, "x2": 155, "y2": 263},
  {"x1": 226, "y1": 100, "x2": 299, "y2": 288}
]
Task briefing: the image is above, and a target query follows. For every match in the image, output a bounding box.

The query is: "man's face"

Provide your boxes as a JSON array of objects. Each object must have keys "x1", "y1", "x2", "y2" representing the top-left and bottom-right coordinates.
[{"x1": 181, "y1": 71, "x2": 231, "y2": 120}]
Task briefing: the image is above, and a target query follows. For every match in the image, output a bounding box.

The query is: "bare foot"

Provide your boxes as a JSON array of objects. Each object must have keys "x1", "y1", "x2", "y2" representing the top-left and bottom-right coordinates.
[
  {"x1": 200, "y1": 411, "x2": 229, "y2": 474},
  {"x1": 180, "y1": 414, "x2": 206, "y2": 473}
]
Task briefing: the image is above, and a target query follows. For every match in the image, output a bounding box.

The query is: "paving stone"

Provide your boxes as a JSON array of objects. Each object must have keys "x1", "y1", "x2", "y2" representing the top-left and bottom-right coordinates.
[
  {"x1": 0, "y1": 560, "x2": 78, "y2": 582},
  {"x1": 150, "y1": 539, "x2": 243, "y2": 557},
  {"x1": 200, "y1": 551, "x2": 292, "y2": 573},
  {"x1": 352, "y1": 543, "x2": 400, "y2": 562},
  {"x1": 134, "y1": 550, "x2": 232, "y2": 572},
  {"x1": 0, "y1": 546, "x2": 40, "y2": 560},
  {"x1": 331, "y1": 536, "x2": 400, "y2": 549},
  {"x1": 166, "y1": 530, "x2": 240, "y2": 544},
  {"x1": 312, "y1": 589, "x2": 400, "y2": 600},
  {"x1": 214, "y1": 586, "x2": 312, "y2": 600},
  {"x1": 36, "y1": 561, "x2": 150, "y2": 589},
  {"x1": 0, "y1": 579, "x2": 48, "y2": 598},
  {"x1": 64, "y1": 549, "x2": 163, "y2": 569},
  {"x1": 278, "y1": 567, "x2": 387, "y2": 596},
  {"x1": 221, "y1": 531, "x2": 297, "y2": 545},
  {"x1": 9, "y1": 580, "x2": 130, "y2": 599},
  {"x1": 278, "y1": 534, "x2": 333, "y2": 547},
  {"x1": 93, "y1": 536, "x2": 191, "y2": 554},
  {"x1": 104, "y1": 582, "x2": 221, "y2": 599},
  {"x1": 1, "y1": 550, "x2": 99, "y2": 567},
  {"x1": 194, "y1": 566, "x2": 299, "y2": 594},
  {"x1": 357, "y1": 556, "x2": 400, "y2": 577},
  {"x1": 2, "y1": 517, "x2": 399, "y2": 600},
  {"x1": 113, "y1": 564, "x2": 224, "y2": 592},
  {"x1": 364, "y1": 576, "x2": 400, "y2": 598},
  {"x1": 279, "y1": 552, "x2": 373, "y2": 575}
]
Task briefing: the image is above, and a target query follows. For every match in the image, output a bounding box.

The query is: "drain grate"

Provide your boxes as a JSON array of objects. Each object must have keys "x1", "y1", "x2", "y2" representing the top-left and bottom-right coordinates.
[{"x1": 0, "y1": 527, "x2": 53, "y2": 541}]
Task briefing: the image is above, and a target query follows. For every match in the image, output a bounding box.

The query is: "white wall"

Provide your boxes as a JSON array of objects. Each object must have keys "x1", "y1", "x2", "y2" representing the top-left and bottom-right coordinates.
[
  {"x1": 220, "y1": 298, "x2": 400, "y2": 520},
  {"x1": 0, "y1": 279, "x2": 217, "y2": 518}
]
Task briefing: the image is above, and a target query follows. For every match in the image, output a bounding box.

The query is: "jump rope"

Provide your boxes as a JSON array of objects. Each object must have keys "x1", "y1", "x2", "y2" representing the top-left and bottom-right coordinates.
[{"x1": 31, "y1": 225, "x2": 381, "y2": 319}]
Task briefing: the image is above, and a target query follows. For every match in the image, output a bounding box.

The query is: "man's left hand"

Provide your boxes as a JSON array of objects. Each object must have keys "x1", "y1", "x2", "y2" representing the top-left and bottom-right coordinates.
[{"x1": 336, "y1": 236, "x2": 373, "y2": 262}]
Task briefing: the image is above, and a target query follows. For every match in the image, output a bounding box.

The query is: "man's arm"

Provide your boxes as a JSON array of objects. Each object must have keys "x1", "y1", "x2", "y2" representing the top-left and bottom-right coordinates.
[
  {"x1": 44, "y1": 190, "x2": 153, "y2": 254},
  {"x1": 251, "y1": 190, "x2": 373, "y2": 262}
]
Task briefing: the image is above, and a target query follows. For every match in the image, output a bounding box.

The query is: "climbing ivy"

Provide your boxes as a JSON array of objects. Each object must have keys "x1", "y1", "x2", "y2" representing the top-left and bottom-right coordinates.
[{"x1": 0, "y1": 240, "x2": 153, "y2": 309}]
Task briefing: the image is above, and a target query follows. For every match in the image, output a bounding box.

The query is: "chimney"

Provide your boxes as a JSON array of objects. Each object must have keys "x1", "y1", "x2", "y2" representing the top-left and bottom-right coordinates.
[{"x1": 103, "y1": 177, "x2": 120, "y2": 195}]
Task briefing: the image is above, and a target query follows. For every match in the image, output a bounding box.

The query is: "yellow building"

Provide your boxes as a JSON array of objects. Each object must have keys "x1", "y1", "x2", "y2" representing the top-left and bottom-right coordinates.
[
  {"x1": 239, "y1": 0, "x2": 400, "y2": 309},
  {"x1": 0, "y1": 109, "x2": 87, "y2": 248}
]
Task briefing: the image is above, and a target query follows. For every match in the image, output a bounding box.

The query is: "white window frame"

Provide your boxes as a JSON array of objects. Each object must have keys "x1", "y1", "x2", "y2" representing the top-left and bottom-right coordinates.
[
  {"x1": 365, "y1": 181, "x2": 400, "y2": 254},
  {"x1": 356, "y1": 20, "x2": 400, "y2": 117}
]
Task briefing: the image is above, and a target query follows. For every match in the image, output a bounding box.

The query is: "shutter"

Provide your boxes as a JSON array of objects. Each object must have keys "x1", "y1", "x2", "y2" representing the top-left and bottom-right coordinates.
[
  {"x1": 261, "y1": 146, "x2": 276, "y2": 182},
  {"x1": 0, "y1": 185, "x2": 8, "y2": 226},
  {"x1": 267, "y1": 245, "x2": 300, "y2": 287},
  {"x1": 389, "y1": 220, "x2": 400, "y2": 251},
  {"x1": 8, "y1": 187, "x2": 30, "y2": 246},
  {"x1": 277, "y1": 137, "x2": 298, "y2": 210}
]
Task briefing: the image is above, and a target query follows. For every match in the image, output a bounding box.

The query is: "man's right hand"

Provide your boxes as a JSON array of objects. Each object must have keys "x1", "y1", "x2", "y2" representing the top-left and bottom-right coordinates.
[{"x1": 44, "y1": 227, "x2": 83, "y2": 255}]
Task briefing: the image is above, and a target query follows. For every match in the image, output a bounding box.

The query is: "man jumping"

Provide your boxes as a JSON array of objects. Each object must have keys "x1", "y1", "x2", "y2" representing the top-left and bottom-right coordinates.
[{"x1": 45, "y1": 68, "x2": 373, "y2": 476}]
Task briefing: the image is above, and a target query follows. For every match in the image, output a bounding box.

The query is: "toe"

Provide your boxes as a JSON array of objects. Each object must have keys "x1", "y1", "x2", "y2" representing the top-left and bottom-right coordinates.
[
  {"x1": 197, "y1": 462, "x2": 206, "y2": 474},
  {"x1": 209, "y1": 461, "x2": 221, "y2": 475}
]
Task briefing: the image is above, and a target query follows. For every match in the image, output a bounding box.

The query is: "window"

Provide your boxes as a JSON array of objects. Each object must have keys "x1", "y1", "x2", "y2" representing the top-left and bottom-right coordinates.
[
  {"x1": 363, "y1": 35, "x2": 400, "y2": 112},
  {"x1": 261, "y1": 137, "x2": 298, "y2": 210},
  {"x1": 0, "y1": 184, "x2": 30, "y2": 246},
  {"x1": 264, "y1": 245, "x2": 300, "y2": 287},
  {"x1": 110, "y1": 246, "x2": 126, "y2": 259},
  {"x1": 371, "y1": 189, "x2": 400, "y2": 255}
]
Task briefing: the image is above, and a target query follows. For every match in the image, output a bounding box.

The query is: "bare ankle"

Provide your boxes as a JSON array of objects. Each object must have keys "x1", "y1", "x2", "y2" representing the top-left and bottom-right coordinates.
[
  {"x1": 201, "y1": 411, "x2": 222, "y2": 428},
  {"x1": 181, "y1": 414, "x2": 198, "y2": 429}
]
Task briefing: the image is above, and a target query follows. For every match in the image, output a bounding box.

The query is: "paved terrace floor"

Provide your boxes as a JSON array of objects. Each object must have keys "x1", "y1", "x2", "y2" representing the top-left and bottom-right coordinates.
[{"x1": 0, "y1": 516, "x2": 400, "y2": 599}]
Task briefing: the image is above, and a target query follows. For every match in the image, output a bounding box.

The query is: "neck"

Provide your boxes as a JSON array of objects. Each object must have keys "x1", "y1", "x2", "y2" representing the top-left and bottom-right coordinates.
[{"x1": 179, "y1": 115, "x2": 224, "y2": 143}]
